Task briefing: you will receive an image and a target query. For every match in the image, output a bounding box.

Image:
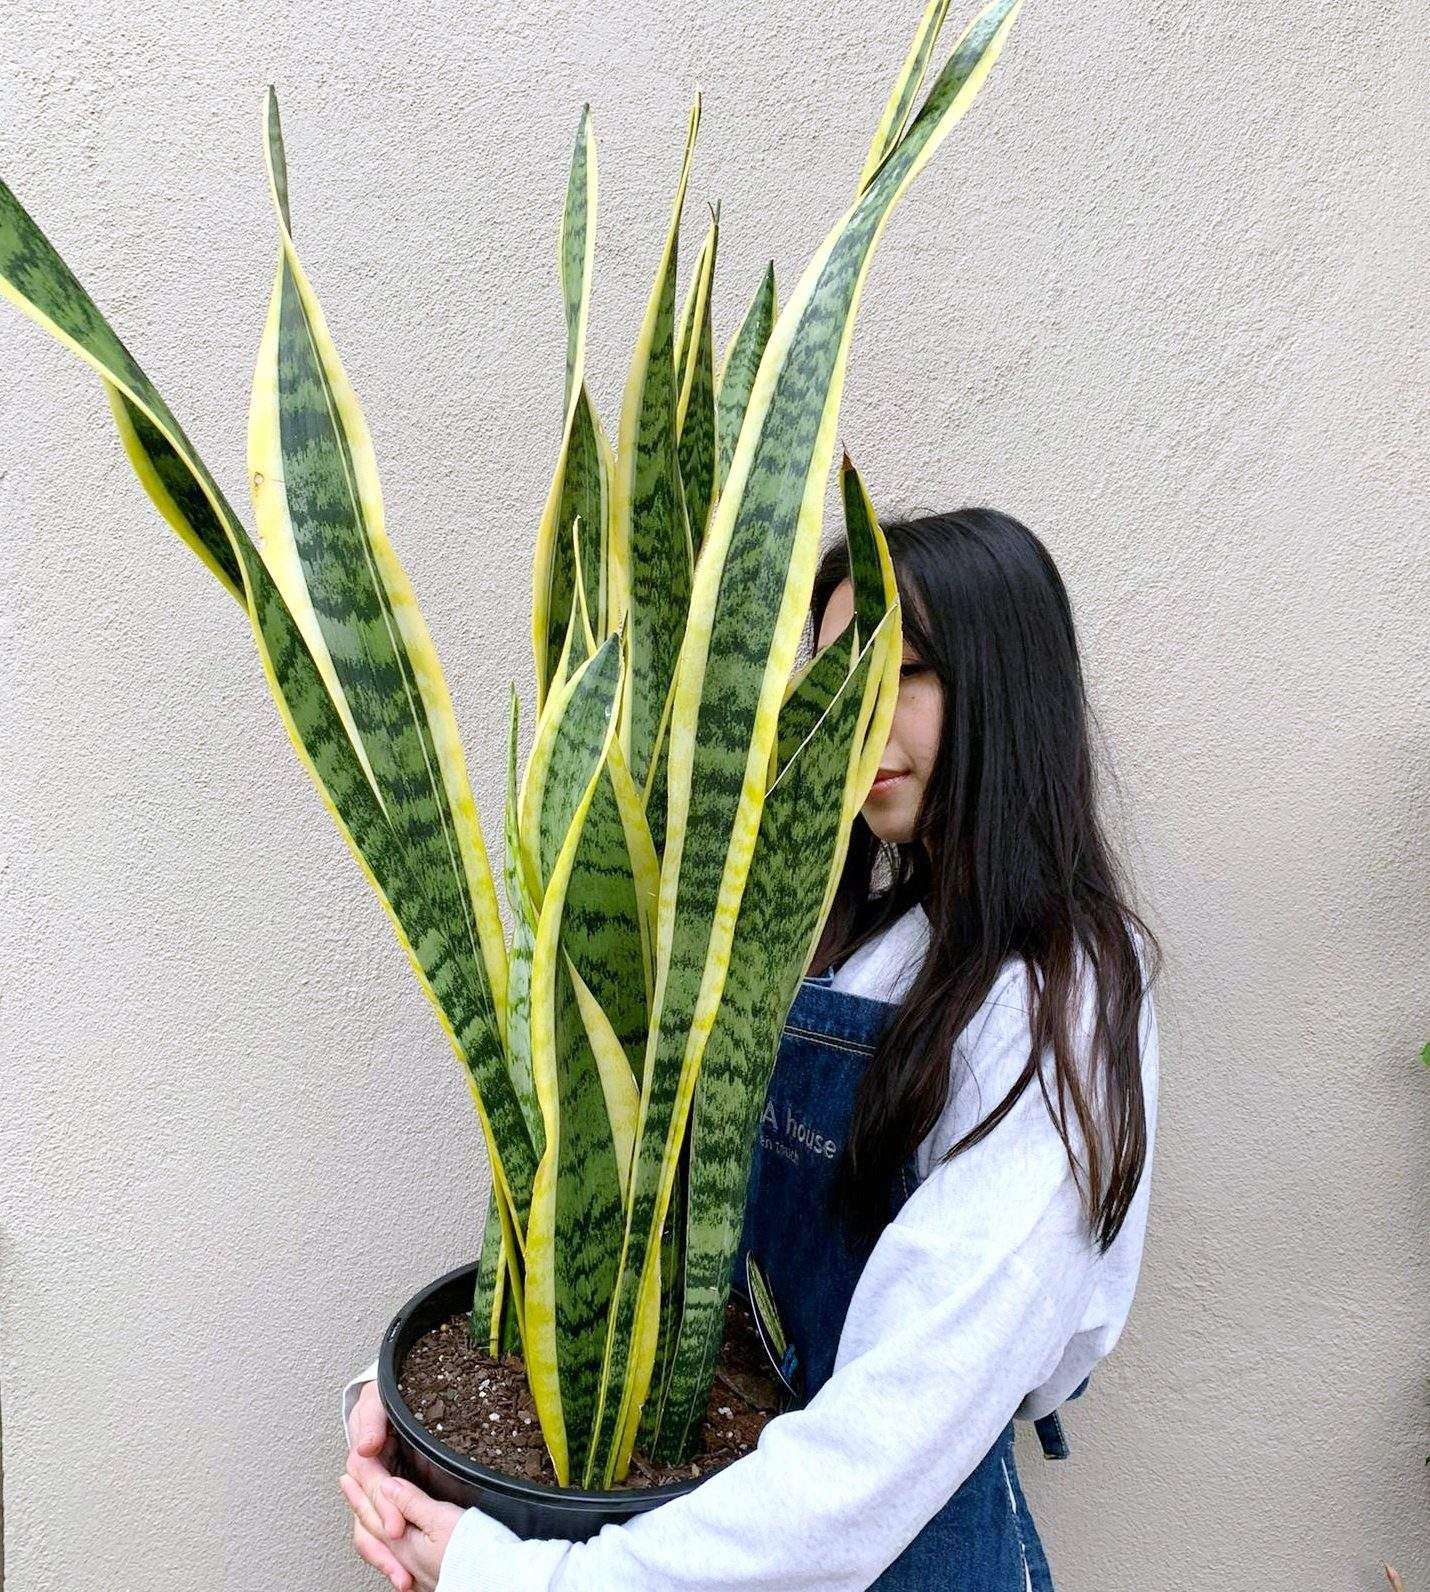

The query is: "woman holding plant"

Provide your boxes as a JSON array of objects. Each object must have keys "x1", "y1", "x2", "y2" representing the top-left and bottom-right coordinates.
[{"x1": 339, "y1": 506, "x2": 1163, "y2": 1591}]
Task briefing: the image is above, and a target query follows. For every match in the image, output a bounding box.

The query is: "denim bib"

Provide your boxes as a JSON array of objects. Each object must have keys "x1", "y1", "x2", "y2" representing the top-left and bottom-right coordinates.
[{"x1": 730, "y1": 974, "x2": 1088, "y2": 1590}]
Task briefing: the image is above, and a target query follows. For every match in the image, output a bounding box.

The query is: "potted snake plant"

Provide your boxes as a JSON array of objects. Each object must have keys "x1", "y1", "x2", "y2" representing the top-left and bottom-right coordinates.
[{"x1": 0, "y1": 0, "x2": 1025, "y2": 1539}]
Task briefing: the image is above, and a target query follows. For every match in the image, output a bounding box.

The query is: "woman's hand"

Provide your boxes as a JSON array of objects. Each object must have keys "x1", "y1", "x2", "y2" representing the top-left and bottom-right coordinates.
[
  {"x1": 352, "y1": 1475, "x2": 463, "y2": 1592},
  {"x1": 340, "y1": 1380, "x2": 462, "y2": 1591},
  {"x1": 340, "y1": 1380, "x2": 415, "y2": 1590}
]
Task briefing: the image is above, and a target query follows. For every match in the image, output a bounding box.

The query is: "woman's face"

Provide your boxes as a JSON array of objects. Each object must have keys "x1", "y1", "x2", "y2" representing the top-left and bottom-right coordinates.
[{"x1": 815, "y1": 578, "x2": 943, "y2": 846}]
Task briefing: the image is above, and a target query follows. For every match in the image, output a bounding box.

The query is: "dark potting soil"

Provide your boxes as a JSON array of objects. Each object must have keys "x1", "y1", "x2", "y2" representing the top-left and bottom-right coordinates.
[{"x1": 396, "y1": 1292, "x2": 783, "y2": 1488}]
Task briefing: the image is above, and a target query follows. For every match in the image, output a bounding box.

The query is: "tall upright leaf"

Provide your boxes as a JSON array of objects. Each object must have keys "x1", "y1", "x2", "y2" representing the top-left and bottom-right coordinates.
[
  {"x1": 649, "y1": 454, "x2": 899, "y2": 1452},
  {"x1": 523, "y1": 638, "x2": 631, "y2": 1483},
  {"x1": 674, "y1": 202, "x2": 720, "y2": 562},
  {"x1": 650, "y1": 614, "x2": 896, "y2": 1459},
  {"x1": 713, "y1": 263, "x2": 777, "y2": 497},
  {"x1": 532, "y1": 106, "x2": 613, "y2": 704},
  {"x1": 607, "y1": 98, "x2": 699, "y2": 795}
]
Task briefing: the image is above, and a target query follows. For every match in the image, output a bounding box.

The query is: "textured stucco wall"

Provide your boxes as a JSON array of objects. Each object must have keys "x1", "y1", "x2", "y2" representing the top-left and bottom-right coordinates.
[{"x1": 2, "y1": 2, "x2": 1426, "y2": 1588}]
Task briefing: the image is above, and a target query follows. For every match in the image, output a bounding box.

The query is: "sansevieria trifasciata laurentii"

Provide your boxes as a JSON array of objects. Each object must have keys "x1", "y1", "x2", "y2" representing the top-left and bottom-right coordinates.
[{"x1": 0, "y1": 0, "x2": 1026, "y2": 1483}]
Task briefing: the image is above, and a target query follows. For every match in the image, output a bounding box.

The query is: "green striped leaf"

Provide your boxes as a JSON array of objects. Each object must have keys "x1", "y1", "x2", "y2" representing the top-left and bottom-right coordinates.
[
  {"x1": 776, "y1": 626, "x2": 857, "y2": 772},
  {"x1": 636, "y1": 1126, "x2": 689, "y2": 1454},
  {"x1": 519, "y1": 590, "x2": 599, "y2": 875},
  {"x1": 0, "y1": 107, "x2": 539, "y2": 1253},
  {"x1": 643, "y1": 455, "x2": 891, "y2": 1451},
  {"x1": 535, "y1": 624, "x2": 646, "y2": 1095},
  {"x1": 647, "y1": 618, "x2": 892, "y2": 1460},
  {"x1": 746, "y1": 1255, "x2": 787, "y2": 1359},
  {"x1": 839, "y1": 455, "x2": 906, "y2": 807},
  {"x1": 107, "y1": 390, "x2": 248, "y2": 602},
  {"x1": 744, "y1": 1255, "x2": 797, "y2": 1402},
  {"x1": 533, "y1": 637, "x2": 622, "y2": 891},
  {"x1": 470, "y1": 700, "x2": 541, "y2": 1358},
  {"x1": 474, "y1": 684, "x2": 550, "y2": 1356},
  {"x1": 533, "y1": 104, "x2": 612, "y2": 704},
  {"x1": 524, "y1": 664, "x2": 629, "y2": 1485},
  {"x1": 856, "y1": 0, "x2": 956, "y2": 195},
  {"x1": 250, "y1": 93, "x2": 511, "y2": 1063},
  {"x1": 536, "y1": 391, "x2": 611, "y2": 700},
  {"x1": 607, "y1": 98, "x2": 699, "y2": 795},
  {"x1": 842, "y1": 451, "x2": 895, "y2": 640},
  {"x1": 502, "y1": 690, "x2": 545, "y2": 1156},
  {"x1": 674, "y1": 203, "x2": 720, "y2": 563},
  {"x1": 0, "y1": 191, "x2": 246, "y2": 605},
  {"x1": 563, "y1": 760, "x2": 648, "y2": 1074},
  {"x1": 471, "y1": 1183, "x2": 522, "y2": 1356},
  {"x1": 545, "y1": 596, "x2": 650, "y2": 1074},
  {"x1": 713, "y1": 263, "x2": 776, "y2": 498},
  {"x1": 589, "y1": 0, "x2": 1025, "y2": 1483},
  {"x1": 640, "y1": 665, "x2": 680, "y2": 860},
  {"x1": 471, "y1": 1186, "x2": 504, "y2": 1353},
  {"x1": 559, "y1": 107, "x2": 597, "y2": 419},
  {"x1": 781, "y1": 452, "x2": 910, "y2": 848},
  {"x1": 567, "y1": 961, "x2": 640, "y2": 1202}
]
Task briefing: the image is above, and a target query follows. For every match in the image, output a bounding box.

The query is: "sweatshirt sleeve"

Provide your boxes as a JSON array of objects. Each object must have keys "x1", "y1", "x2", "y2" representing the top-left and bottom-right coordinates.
[
  {"x1": 433, "y1": 990, "x2": 1105, "y2": 1592},
  {"x1": 341, "y1": 1358, "x2": 380, "y2": 1448}
]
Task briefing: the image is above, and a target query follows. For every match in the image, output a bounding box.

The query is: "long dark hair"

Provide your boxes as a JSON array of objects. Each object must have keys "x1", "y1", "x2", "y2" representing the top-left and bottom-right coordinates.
[{"x1": 810, "y1": 507, "x2": 1162, "y2": 1254}]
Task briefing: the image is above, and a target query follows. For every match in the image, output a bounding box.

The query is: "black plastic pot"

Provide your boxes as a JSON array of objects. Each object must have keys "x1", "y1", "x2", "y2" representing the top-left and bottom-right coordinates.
[{"x1": 378, "y1": 1261, "x2": 704, "y2": 1541}]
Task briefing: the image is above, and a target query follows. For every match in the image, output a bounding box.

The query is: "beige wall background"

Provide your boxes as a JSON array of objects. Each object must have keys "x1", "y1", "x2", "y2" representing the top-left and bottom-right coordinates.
[{"x1": 2, "y1": 1, "x2": 1426, "y2": 1587}]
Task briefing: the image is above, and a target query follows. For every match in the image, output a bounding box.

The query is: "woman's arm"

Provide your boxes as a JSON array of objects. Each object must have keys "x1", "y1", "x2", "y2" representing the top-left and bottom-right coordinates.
[{"x1": 431, "y1": 995, "x2": 1109, "y2": 1591}]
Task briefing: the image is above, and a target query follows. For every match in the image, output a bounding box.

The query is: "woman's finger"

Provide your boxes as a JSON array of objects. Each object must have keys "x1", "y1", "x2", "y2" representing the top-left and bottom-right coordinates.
[
  {"x1": 340, "y1": 1472, "x2": 389, "y2": 1542},
  {"x1": 345, "y1": 1449, "x2": 408, "y2": 1537},
  {"x1": 351, "y1": 1511, "x2": 413, "y2": 1591}
]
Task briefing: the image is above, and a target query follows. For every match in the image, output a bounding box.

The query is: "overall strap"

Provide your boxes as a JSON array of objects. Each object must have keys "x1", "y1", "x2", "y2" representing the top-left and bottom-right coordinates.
[
  {"x1": 1031, "y1": 1410, "x2": 1069, "y2": 1460},
  {"x1": 1030, "y1": 1372, "x2": 1092, "y2": 1460}
]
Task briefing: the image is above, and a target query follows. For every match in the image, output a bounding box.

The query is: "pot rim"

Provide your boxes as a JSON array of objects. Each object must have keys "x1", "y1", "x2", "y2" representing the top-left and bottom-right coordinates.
[{"x1": 377, "y1": 1260, "x2": 705, "y2": 1515}]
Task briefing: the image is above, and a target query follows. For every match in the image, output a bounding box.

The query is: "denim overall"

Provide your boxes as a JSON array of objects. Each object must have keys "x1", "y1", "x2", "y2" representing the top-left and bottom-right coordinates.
[{"x1": 731, "y1": 974, "x2": 1089, "y2": 1590}]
